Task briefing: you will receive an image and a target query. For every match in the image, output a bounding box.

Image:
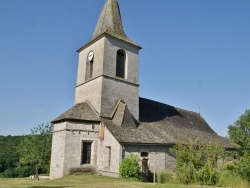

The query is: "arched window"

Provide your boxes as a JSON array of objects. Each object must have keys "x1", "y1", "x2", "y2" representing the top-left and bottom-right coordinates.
[
  {"x1": 86, "y1": 51, "x2": 94, "y2": 80},
  {"x1": 89, "y1": 60, "x2": 93, "y2": 78},
  {"x1": 116, "y1": 50, "x2": 126, "y2": 78}
]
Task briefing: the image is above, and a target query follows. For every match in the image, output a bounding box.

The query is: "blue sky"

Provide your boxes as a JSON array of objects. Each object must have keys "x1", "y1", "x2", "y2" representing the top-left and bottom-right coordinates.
[{"x1": 0, "y1": 0, "x2": 249, "y2": 137}]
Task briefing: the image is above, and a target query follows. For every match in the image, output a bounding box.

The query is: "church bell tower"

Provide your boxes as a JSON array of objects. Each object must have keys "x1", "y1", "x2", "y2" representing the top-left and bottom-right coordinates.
[{"x1": 75, "y1": 0, "x2": 141, "y2": 119}]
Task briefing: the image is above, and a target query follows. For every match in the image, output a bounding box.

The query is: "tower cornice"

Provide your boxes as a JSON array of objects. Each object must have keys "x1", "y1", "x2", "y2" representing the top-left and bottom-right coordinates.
[
  {"x1": 75, "y1": 74, "x2": 140, "y2": 89},
  {"x1": 77, "y1": 32, "x2": 141, "y2": 53}
]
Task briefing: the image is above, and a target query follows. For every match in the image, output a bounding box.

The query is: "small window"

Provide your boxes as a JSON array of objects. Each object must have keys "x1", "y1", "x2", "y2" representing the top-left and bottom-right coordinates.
[
  {"x1": 141, "y1": 152, "x2": 149, "y2": 157},
  {"x1": 85, "y1": 59, "x2": 94, "y2": 80},
  {"x1": 86, "y1": 51, "x2": 94, "y2": 80},
  {"x1": 89, "y1": 60, "x2": 93, "y2": 78},
  {"x1": 105, "y1": 146, "x2": 111, "y2": 167},
  {"x1": 116, "y1": 50, "x2": 125, "y2": 78},
  {"x1": 81, "y1": 142, "x2": 92, "y2": 164}
]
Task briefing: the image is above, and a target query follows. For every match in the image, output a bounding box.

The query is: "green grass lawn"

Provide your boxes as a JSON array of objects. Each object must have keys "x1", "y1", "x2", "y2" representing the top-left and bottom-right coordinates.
[{"x1": 0, "y1": 174, "x2": 197, "y2": 188}]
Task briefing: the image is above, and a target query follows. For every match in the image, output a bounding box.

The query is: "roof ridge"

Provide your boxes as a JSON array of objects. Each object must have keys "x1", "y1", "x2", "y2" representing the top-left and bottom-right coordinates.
[
  {"x1": 85, "y1": 100, "x2": 100, "y2": 117},
  {"x1": 51, "y1": 101, "x2": 100, "y2": 123},
  {"x1": 109, "y1": 99, "x2": 125, "y2": 119},
  {"x1": 139, "y1": 97, "x2": 200, "y2": 116}
]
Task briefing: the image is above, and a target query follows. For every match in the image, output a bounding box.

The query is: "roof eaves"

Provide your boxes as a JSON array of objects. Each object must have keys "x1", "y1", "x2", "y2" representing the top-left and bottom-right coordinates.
[
  {"x1": 120, "y1": 142, "x2": 176, "y2": 147},
  {"x1": 77, "y1": 32, "x2": 141, "y2": 53},
  {"x1": 51, "y1": 118, "x2": 101, "y2": 124}
]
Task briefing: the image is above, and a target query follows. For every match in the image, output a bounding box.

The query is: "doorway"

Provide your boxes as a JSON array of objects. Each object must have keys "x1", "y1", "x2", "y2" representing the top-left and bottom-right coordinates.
[{"x1": 141, "y1": 159, "x2": 149, "y2": 182}]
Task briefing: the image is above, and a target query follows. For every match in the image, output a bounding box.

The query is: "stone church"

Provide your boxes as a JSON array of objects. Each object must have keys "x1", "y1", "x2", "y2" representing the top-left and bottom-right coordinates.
[{"x1": 50, "y1": 0, "x2": 235, "y2": 179}]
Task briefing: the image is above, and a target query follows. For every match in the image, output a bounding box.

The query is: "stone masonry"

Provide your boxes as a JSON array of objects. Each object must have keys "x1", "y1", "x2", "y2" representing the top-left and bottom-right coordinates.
[
  {"x1": 75, "y1": 36, "x2": 140, "y2": 119},
  {"x1": 50, "y1": 122, "x2": 100, "y2": 179}
]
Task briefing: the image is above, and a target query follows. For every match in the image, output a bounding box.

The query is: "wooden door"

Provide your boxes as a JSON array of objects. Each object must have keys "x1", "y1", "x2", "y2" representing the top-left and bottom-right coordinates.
[{"x1": 141, "y1": 159, "x2": 149, "y2": 182}]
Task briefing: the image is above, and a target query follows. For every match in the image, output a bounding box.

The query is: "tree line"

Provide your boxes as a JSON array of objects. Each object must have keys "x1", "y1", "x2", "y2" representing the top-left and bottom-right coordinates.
[{"x1": 0, "y1": 123, "x2": 51, "y2": 178}]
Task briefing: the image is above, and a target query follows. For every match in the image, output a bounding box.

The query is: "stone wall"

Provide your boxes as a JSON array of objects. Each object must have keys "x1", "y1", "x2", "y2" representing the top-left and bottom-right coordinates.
[
  {"x1": 75, "y1": 76, "x2": 102, "y2": 114},
  {"x1": 75, "y1": 35, "x2": 140, "y2": 120},
  {"x1": 97, "y1": 124, "x2": 122, "y2": 178},
  {"x1": 103, "y1": 36, "x2": 139, "y2": 84},
  {"x1": 50, "y1": 121, "x2": 100, "y2": 179},
  {"x1": 50, "y1": 122, "x2": 66, "y2": 179},
  {"x1": 123, "y1": 145, "x2": 176, "y2": 173},
  {"x1": 50, "y1": 121, "x2": 177, "y2": 180},
  {"x1": 101, "y1": 76, "x2": 139, "y2": 119},
  {"x1": 76, "y1": 38, "x2": 105, "y2": 86}
]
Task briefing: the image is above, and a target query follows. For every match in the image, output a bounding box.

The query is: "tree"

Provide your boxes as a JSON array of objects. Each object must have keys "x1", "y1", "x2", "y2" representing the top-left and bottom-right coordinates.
[
  {"x1": 228, "y1": 109, "x2": 250, "y2": 151},
  {"x1": 170, "y1": 140, "x2": 224, "y2": 185},
  {"x1": 17, "y1": 123, "x2": 52, "y2": 179},
  {"x1": 228, "y1": 110, "x2": 250, "y2": 182},
  {"x1": 0, "y1": 135, "x2": 24, "y2": 177}
]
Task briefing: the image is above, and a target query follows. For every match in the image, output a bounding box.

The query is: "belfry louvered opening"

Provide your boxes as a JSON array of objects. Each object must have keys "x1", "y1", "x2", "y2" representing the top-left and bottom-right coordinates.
[{"x1": 116, "y1": 49, "x2": 126, "y2": 78}]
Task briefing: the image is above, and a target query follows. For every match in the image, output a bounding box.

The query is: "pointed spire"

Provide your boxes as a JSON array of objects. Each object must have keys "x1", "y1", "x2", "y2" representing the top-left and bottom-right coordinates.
[
  {"x1": 92, "y1": 0, "x2": 140, "y2": 48},
  {"x1": 92, "y1": 0, "x2": 124, "y2": 39}
]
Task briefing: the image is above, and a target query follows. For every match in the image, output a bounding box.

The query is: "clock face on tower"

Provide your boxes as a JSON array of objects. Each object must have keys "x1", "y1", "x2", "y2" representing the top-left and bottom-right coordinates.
[{"x1": 87, "y1": 51, "x2": 94, "y2": 61}]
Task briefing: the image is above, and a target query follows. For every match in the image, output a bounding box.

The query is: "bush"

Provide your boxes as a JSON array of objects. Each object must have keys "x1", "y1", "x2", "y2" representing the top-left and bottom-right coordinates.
[
  {"x1": 225, "y1": 152, "x2": 250, "y2": 183},
  {"x1": 157, "y1": 171, "x2": 172, "y2": 184},
  {"x1": 15, "y1": 165, "x2": 34, "y2": 177},
  {"x1": 218, "y1": 170, "x2": 250, "y2": 188},
  {"x1": 197, "y1": 163, "x2": 219, "y2": 186},
  {"x1": 119, "y1": 154, "x2": 140, "y2": 179},
  {"x1": 170, "y1": 140, "x2": 226, "y2": 185},
  {"x1": 176, "y1": 162, "x2": 196, "y2": 184},
  {"x1": 235, "y1": 152, "x2": 250, "y2": 182},
  {"x1": 3, "y1": 168, "x2": 16, "y2": 178},
  {"x1": 69, "y1": 166, "x2": 96, "y2": 175}
]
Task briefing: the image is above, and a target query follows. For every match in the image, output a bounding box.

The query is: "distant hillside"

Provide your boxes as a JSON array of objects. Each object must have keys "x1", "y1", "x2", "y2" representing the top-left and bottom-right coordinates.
[{"x1": 0, "y1": 135, "x2": 24, "y2": 177}]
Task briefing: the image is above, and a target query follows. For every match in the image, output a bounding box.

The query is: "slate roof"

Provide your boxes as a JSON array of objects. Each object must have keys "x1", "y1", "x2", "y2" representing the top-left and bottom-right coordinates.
[
  {"x1": 91, "y1": 0, "x2": 140, "y2": 48},
  {"x1": 111, "y1": 101, "x2": 139, "y2": 129},
  {"x1": 52, "y1": 98, "x2": 236, "y2": 149},
  {"x1": 102, "y1": 98, "x2": 237, "y2": 149},
  {"x1": 52, "y1": 102, "x2": 100, "y2": 123}
]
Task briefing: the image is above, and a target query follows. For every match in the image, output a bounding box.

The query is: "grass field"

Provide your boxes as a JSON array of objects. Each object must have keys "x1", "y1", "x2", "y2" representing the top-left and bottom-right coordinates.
[{"x1": 0, "y1": 174, "x2": 197, "y2": 188}]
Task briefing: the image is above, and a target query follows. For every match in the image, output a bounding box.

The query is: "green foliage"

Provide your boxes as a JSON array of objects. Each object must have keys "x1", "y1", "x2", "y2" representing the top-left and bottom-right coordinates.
[
  {"x1": 3, "y1": 168, "x2": 16, "y2": 178},
  {"x1": 17, "y1": 123, "x2": 52, "y2": 177},
  {"x1": 177, "y1": 162, "x2": 196, "y2": 185},
  {"x1": 15, "y1": 165, "x2": 34, "y2": 178},
  {"x1": 0, "y1": 135, "x2": 24, "y2": 177},
  {"x1": 0, "y1": 124, "x2": 52, "y2": 178},
  {"x1": 156, "y1": 171, "x2": 173, "y2": 184},
  {"x1": 225, "y1": 152, "x2": 250, "y2": 182},
  {"x1": 197, "y1": 163, "x2": 219, "y2": 186},
  {"x1": 171, "y1": 140, "x2": 224, "y2": 185},
  {"x1": 119, "y1": 154, "x2": 141, "y2": 179},
  {"x1": 218, "y1": 170, "x2": 250, "y2": 188},
  {"x1": 228, "y1": 110, "x2": 250, "y2": 182},
  {"x1": 228, "y1": 109, "x2": 250, "y2": 150},
  {"x1": 236, "y1": 152, "x2": 250, "y2": 182}
]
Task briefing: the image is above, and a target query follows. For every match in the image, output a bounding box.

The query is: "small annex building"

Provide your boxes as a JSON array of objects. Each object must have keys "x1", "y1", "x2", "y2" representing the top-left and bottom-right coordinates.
[{"x1": 50, "y1": 0, "x2": 235, "y2": 180}]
